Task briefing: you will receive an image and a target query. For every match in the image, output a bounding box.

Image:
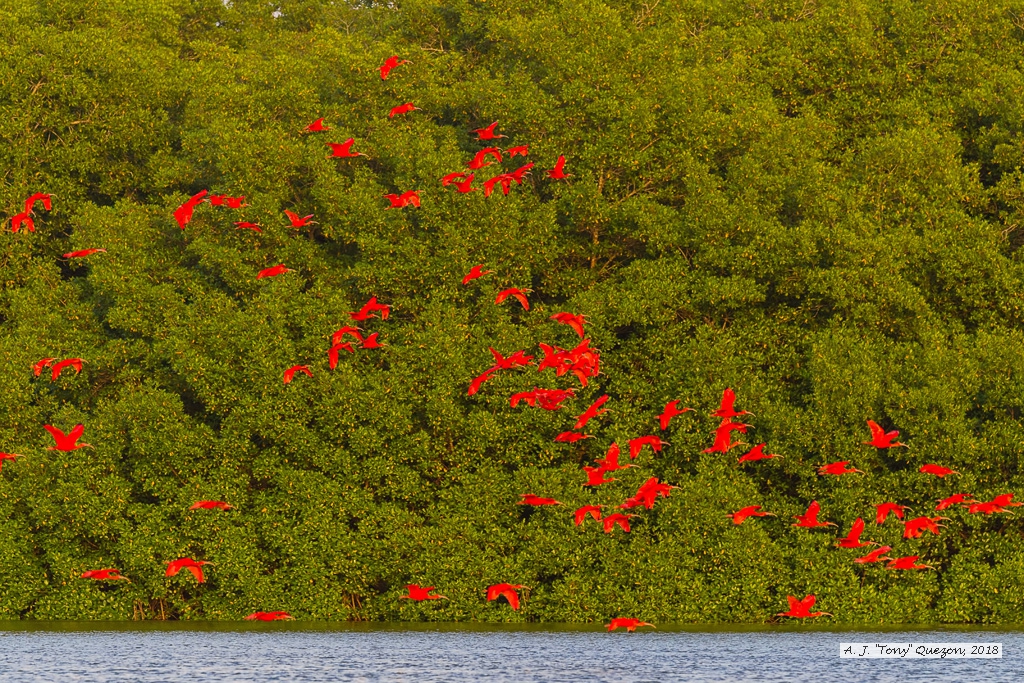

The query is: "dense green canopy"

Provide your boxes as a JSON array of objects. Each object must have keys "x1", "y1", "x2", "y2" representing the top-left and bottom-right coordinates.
[{"x1": 2, "y1": 0, "x2": 1024, "y2": 623}]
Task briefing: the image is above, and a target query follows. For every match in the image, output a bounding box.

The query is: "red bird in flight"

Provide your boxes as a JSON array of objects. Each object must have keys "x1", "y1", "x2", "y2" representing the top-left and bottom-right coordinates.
[
  {"x1": 441, "y1": 172, "x2": 470, "y2": 186},
  {"x1": 712, "y1": 388, "x2": 752, "y2": 418},
  {"x1": 81, "y1": 569, "x2": 129, "y2": 581},
  {"x1": 44, "y1": 424, "x2": 92, "y2": 451},
  {"x1": 546, "y1": 155, "x2": 571, "y2": 180},
  {"x1": 467, "y1": 147, "x2": 503, "y2": 170},
  {"x1": 467, "y1": 367, "x2": 498, "y2": 396},
  {"x1": 285, "y1": 210, "x2": 316, "y2": 228},
  {"x1": 836, "y1": 518, "x2": 875, "y2": 549},
  {"x1": 629, "y1": 436, "x2": 668, "y2": 460},
  {"x1": 402, "y1": 584, "x2": 447, "y2": 601},
  {"x1": 574, "y1": 505, "x2": 603, "y2": 526},
  {"x1": 658, "y1": 400, "x2": 693, "y2": 430},
  {"x1": 583, "y1": 466, "x2": 616, "y2": 487},
  {"x1": 817, "y1": 460, "x2": 863, "y2": 476},
  {"x1": 389, "y1": 102, "x2": 420, "y2": 118},
  {"x1": 602, "y1": 513, "x2": 636, "y2": 533},
  {"x1": 606, "y1": 618, "x2": 654, "y2": 632},
  {"x1": 729, "y1": 505, "x2": 774, "y2": 525},
  {"x1": 472, "y1": 121, "x2": 506, "y2": 141},
  {"x1": 936, "y1": 493, "x2": 974, "y2": 511},
  {"x1": 11, "y1": 211, "x2": 34, "y2": 233},
  {"x1": 919, "y1": 464, "x2": 957, "y2": 477},
  {"x1": 327, "y1": 139, "x2": 367, "y2": 158},
  {"x1": 595, "y1": 443, "x2": 633, "y2": 472},
  {"x1": 555, "y1": 431, "x2": 593, "y2": 443},
  {"x1": 0, "y1": 452, "x2": 24, "y2": 470},
  {"x1": 518, "y1": 494, "x2": 561, "y2": 506},
  {"x1": 737, "y1": 443, "x2": 782, "y2": 463},
  {"x1": 283, "y1": 365, "x2": 312, "y2": 384},
  {"x1": 380, "y1": 55, "x2": 410, "y2": 80},
  {"x1": 886, "y1": 556, "x2": 934, "y2": 571},
  {"x1": 329, "y1": 342, "x2": 355, "y2": 369},
  {"x1": 234, "y1": 222, "x2": 262, "y2": 232},
  {"x1": 792, "y1": 500, "x2": 836, "y2": 529},
  {"x1": 245, "y1": 611, "x2": 293, "y2": 621},
  {"x1": 383, "y1": 191, "x2": 420, "y2": 208},
  {"x1": 778, "y1": 595, "x2": 831, "y2": 618},
  {"x1": 483, "y1": 174, "x2": 514, "y2": 198},
  {"x1": 863, "y1": 420, "x2": 907, "y2": 448},
  {"x1": 190, "y1": 500, "x2": 233, "y2": 511},
  {"x1": 462, "y1": 264, "x2": 493, "y2": 285},
  {"x1": 33, "y1": 358, "x2": 55, "y2": 376},
  {"x1": 166, "y1": 558, "x2": 212, "y2": 583},
  {"x1": 486, "y1": 583, "x2": 525, "y2": 610},
  {"x1": 305, "y1": 117, "x2": 329, "y2": 132},
  {"x1": 573, "y1": 395, "x2": 609, "y2": 430},
  {"x1": 174, "y1": 190, "x2": 207, "y2": 229},
  {"x1": 51, "y1": 358, "x2": 83, "y2": 381},
  {"x1": 25, "y1": 192, "x2": 54, "y2": 214},
  {"x1": 550, "y1": 312, "x2": 586, "y2": 338},
  {"x1": 703, "y1": 419, "x2": 748, "y2": 453},
  {"x1": 506, "y1": 145, "x2": 529, "y2": 158},
  {"x1": 332, "y1": 326, "x2": 364, "y2": 346},
  {"x1": 257, "y1": 264, "x2": 293, "y2": 279},
  {"x1": 495, "y1": 287, "x2": 530, "y2": 310},
  {"x1": 903, "y1": 516, "x2": 946, "y2": 539},
  {"x1": 876, "y1": 503, "x2": 910, "y2": 524},
  {"x1": 63, "y1": 248, "x2": 106, "y2": 259}
]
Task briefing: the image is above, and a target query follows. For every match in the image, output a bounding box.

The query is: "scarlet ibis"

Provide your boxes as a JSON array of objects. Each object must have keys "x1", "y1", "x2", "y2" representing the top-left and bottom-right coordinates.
[
  {"x1": 81, "y1": 569, "x2": 128, "y2": 581},
  {"x1": 483, "y1": 174, "x2": 514, "y2": 197},
  {"x1": 63, "y1": 248, "x2": 106, "y2": 259},
  {"x1": 919, "y1": 464, "x2": 957, "y2": 477},
  {"x1": 595, "y1": 443, "x2": 633, "y2": 472},
  {"x1": 886, "y1": 555, "x2": 934, "y2": 570},
  {"x1": 903, "y1": 516, "x2": 946, "y2": 539},
  {"x1": 328, "y1": 342, "x2": 355, "y2": 369},
  {"x1": 658, "y1": 400, "x2": 693, "y2": 430},
  {"x1": 44, "y1": 424, "x2": 92, "y2": 451},
  {"x1": 331, "y1": 327, "x2": 364, "y2": 346},
  {"x1": 555, "y1": 431, "x2": 593, "y2": 443},
  {"x1": 467, "y1": 367, "x2": 498, "y2": 396},
  {"x1": 606, "y1": 618, "x2": 654, "y2": 632},
  {"x1": 11, "y1": 211, "x2": 34, "y2": 233},
  {"x1": 383, "y1": 191, "x2": 420, "y2": 208},
  {"x1": 0, "y1": 452, "x2": 24, "y2": 470},
  {"x1": 389, "y1": 102, "x2": 419, "y2": 118},
  {"x1": 489, "y1": 347, "x2": 534, "y2": 370},
  {"x1": 792, "y1": 500, "x2": 836, "y2": 528},
  {"x1": 306, "y1": 118, "x2": 329, "y2": 132},
  {"x1": 603, "y1": 513, "x2": 636, "y2": 533},
  {"x1": 507, "y1": 145, "x2": 529, "y2": 158},
  {"x1": 729, "y1": 505, "x2": 774, "y2": 525},
  {"x1": 354, "y1": 296, "x2": 390, "y2": 320},
  {"x1": 24, "y1": 192, "x2": 54, "y2": 213},
  {"x1": 583, "y1": 466, "x2": 616, "y2": 486},
  {"x1": 401, "y1": 584, "x2": 447, "y2": 601},
  {"x1": 441, "y1": 172, "x2": 470, "y2": 186},
  {"x1": 621, "y1": 477, "x2": 676, "y2": 510},
  {"x1": 550, "y1": 312, "x2": 586, "y2": 338},
  {"x1": 737, "y1": 443, "x2": 782, "y2": 463},
  {"x1": 467, "y1": 148, "x2": 503, "y2": 171},
  {"x1": 509, "y1": 162, "x2": 535, "y2": 183},
  {"x1": 702, "y1": 419, "x2": 748, "y2": 453},
  {"x1": 936, "y1": 493, "x2": 974, "y2": 510},
  {"x1": 486, "y1": 583, "x2": 524, "y2": 610},
  {"x1": 380, "y1": 55, "x2": 410, "y2": 80},
  {"x1": 991, "y1": 493, "x2": 1023, "y2": 507},
  {"x1": 208, "y1": 195, "x2": 229, "y2": 206},
  {"x1": 283, "y1": 365, "x2": 312, "y2": 384},
  {"x1": 518, "y1": 494, "x2": 561, "y2": 506},
  {"x1": 173, "y1": 190, "x2": 207, "y2": 229},
  {"x1": 257, "y1": 264, "x2": 293, "y2": 279},
  {"x1": 854, "y1": 546, "x2": 893, "y2": 564},
  {"x1": 546, "y1": 155, "x2": 571, "y2": 180},
  {"x1": 472, "y1": 122, "x2": 506, "y2": 141},
  {"x1": 32, "y1": 358, "x2": 55, "y2": 376},
  {"x1": 166, "y1": 558, "x2": 212, "y2": 583},
  {"x1": 327, "y1": 139, "x2": 367, "y2": 158},
  {"x1": 573, "y1": 395, "x2": 609, "y2": 430},
  {"x1": 462, "y1": 265, "x2": 493, "y2": 285},
  {"x1": 285, "y1": 210, "x2": 316, "y2": 228},
  {"x1": 966, "y1": 501, "x2": 1011, "y2": 515},
  {"x1": 817, "y1": 460, "x2": 863, "y2": 476},
  {"x1": 245, "y1": 611, "x2": 293, "y2": 621},
  {"x1": 876, "y1": 503, "x2": 910, "y2": 524},
  {"x1": 778, "y1": 595, "x2": 831, "y2": 618},
  {"x1": 190, "y1": 501, "x2": 233, "y2": 511},
  {"x1": 234, "y1": 222, "x2": 262, "y2": 232},
  {"x1": 360, "y1": 333, "x2": 384, "y2": 350},
  {"x1": 535, "y1": 387, "x2": 576, "y2": 411},
  {"x1": 574, "y1": 505, "x2": 603, "y2": 526},
  {"x1": 836, "y1": 518, "x2": 877, "y2": 549},
  {"x1": 51, "y1": 358, "x2": 83, "y2": 381},
  {"x1": 712, "y1": 388, "x2": 752, "y2": 418},
  {"x1": 495, "y1": 287, "x2": 530, "y2": 310},
  {"x1": 451, "y1": 176, "x2": 476, "y2": 194},
  {"x1": 224, "y1": 196, "x2": 247, "y2": 209},
  {"x1": 863, "y1": 420, "x2": 907, "y2": 448},
  {"x1": 628, "y1": 436, "x2": 668, "y2": 460}
]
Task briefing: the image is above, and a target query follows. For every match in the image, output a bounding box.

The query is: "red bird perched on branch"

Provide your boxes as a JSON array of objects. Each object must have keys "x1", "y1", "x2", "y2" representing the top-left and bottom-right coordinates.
[
  {"x1": 546, "y1": 155, "x2": 571, "y2": 180},
  {"x1": 507, "y1": 145, "x2": 529, "y2": 158},
  {"x1": 257, "y1": 264, "x2": 293, "y2": 279},
  {"x1": 245, "y1": 610, "x2": 294, "y2": 622},
  {"x1": 778, "y1": 595, "x2": 831, "y2": 619},
  {"x1": 44, "y1": 424, "x2": 91, "y2": 451},
  {"x1": 63, "y1": 248, "x2": 106, "y2": 259},
  {"x1": 51, "y1": 358, "x2": 83, "y2": 381},
  {"x1": 389, "y1": 102, "x2": 420, "y2": 118},
  {"x1": 574, "y1": 505, "x2": 603, "y2": 526},
  {"x1": 285, "y1": 210, "x2": 316, "y2": 228},
  {"x1": 495, "y1": 287, "x2": 530, "y2": 310},
  {"x1": 555, "y1": 431, "x2": 593, "y2": 443},
  {"x1": 486, "y1": 583, "x2": 525, "y2": 610},
  {"x1": 737, "y1": 443, "x2": 782, "y2": 463},
  {"x1": 836, "y1": 518, "x2": 876, "y2": 549},
  {"x1": 81, "y1": 569, "x2": 129, "y2": 581},
  {"x1": 629, "y1": 436, "x2": 668, "y2": 460},
  {"x1": 283, "y1": 365, "x2": 312, "y2": 384},
  {"x1": 472, "y1": 121, "x2": 506, "y2": 141},
  {"x1": 467, "y1": 367, "x2": 498, "y2": 396},
  {"x1": 402, "y1": 584, "x2": 447, "y2": 601},
  {"x1": 903, "y1": 516, "x2": 947, "y2": 539},
  {"x1": 518, "y1": 494, "x2": 561, "y2": 506},
  {"x1": 33, "y1": 358, "x2": 55, "y2": 376},
  {"x1": 607, "y1": 618, "x2": 655, "y2": 632},
  {"x1": 793, "y1": 500, "x2": 836, "y2": 529},
  {"x1": 0, "y1": 452, "x2": 23, "y2": 470},
  {"x1": 462, "y1": 264, "x2": 493, "y2": 285},
  {"x1": 712, "y1": 387, "x2": 753, "y2": 418},
  {"x1": 854, "y1": 546, "x2": 893, "y2": 564},
  {"x1": 328, "y1": 342, "x2": 355, "y2": 369},
  {"x1": 234, "y1": 222, "x2": 262, "y2": 232},
  {"x1": 11, "y1": 211, "x2": 34, "y2": 233},
  {"x1": 550, "y1": 312, "x2": 586, "y2": 338},
  {"x1": 886, "y1": 555, "x2": 934, "y2": 571},
  {"x1": 817, "y1": 460, "x2": 863, "y2": 476},
  {"x1": 190, "y1": 500, "x2": 233, "y2": 511},
  {"x1": 327, "y1": 139, "x2": 367, "y2": 158},
  {"x1": 166, "y1": 558, "x2": 212, "y2": 583},
  {"x1": 383, "y1": 191, "x2": 420, "y2": 208},
  {"x1": 174, "y1": 190, "x2": 207, "y2": 229},
  {"x1": 595, "y1": 443, "x2": 633, "y2": 472},
  {"x1": 863, "y1": 420, "x2": 907, "y2": 448},
  {"x1": 919, "y1": 464, "x2": 958, "y2": 477},
  {"x1": 25, "y1": 192, "x2": 54, "y2": 214},
  {"x1": 702, "y1": 419, "x2": 749, "y2": 454},
  {"x1": 574, "y1": 395, "x2": 609, "y2": 430},
  {"x1": 729, "y1": 505, "x2": 774, "y2": 525},
  {"x1": 876, "y1": 503, "x2": 911, "y2": 525},
  {"x1": 380, "y1": 55, "x2": 410, "y2": 80},
  {"x1": 603, "y1": 513, "x2": 636, "y2": 533},
  {"x1": 658, "y1": 400, "x2": 693, "y2": 431},
  {"x1": 936, "y1": 493, "x2": 974, "y2": 511},
  {"x1": 306, "y1": 117, "x2": 329, "y2": 132}
]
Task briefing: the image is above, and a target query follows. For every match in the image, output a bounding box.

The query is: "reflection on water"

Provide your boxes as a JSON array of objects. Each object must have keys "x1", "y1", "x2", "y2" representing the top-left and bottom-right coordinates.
[{"x1": 0, "y1": 625, "x2": 1018, "y2": 682}]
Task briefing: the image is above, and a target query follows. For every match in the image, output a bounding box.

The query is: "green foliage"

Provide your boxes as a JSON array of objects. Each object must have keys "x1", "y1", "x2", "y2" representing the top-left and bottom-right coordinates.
[{"x1": 1, "y1": 0, "x2": 1023, "y2": 623}]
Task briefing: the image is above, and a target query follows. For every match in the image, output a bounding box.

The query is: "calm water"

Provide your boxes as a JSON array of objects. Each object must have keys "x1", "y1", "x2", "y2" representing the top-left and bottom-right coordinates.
[{"x1": 0, "y1": 624, "x2": 1019, "y2": 682}]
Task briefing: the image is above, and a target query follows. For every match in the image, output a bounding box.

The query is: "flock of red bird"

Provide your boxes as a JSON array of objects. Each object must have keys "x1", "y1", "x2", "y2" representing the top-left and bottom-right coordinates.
[{"x1": 3, "y1": 53, "x2": 1009, "y2": 627}]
